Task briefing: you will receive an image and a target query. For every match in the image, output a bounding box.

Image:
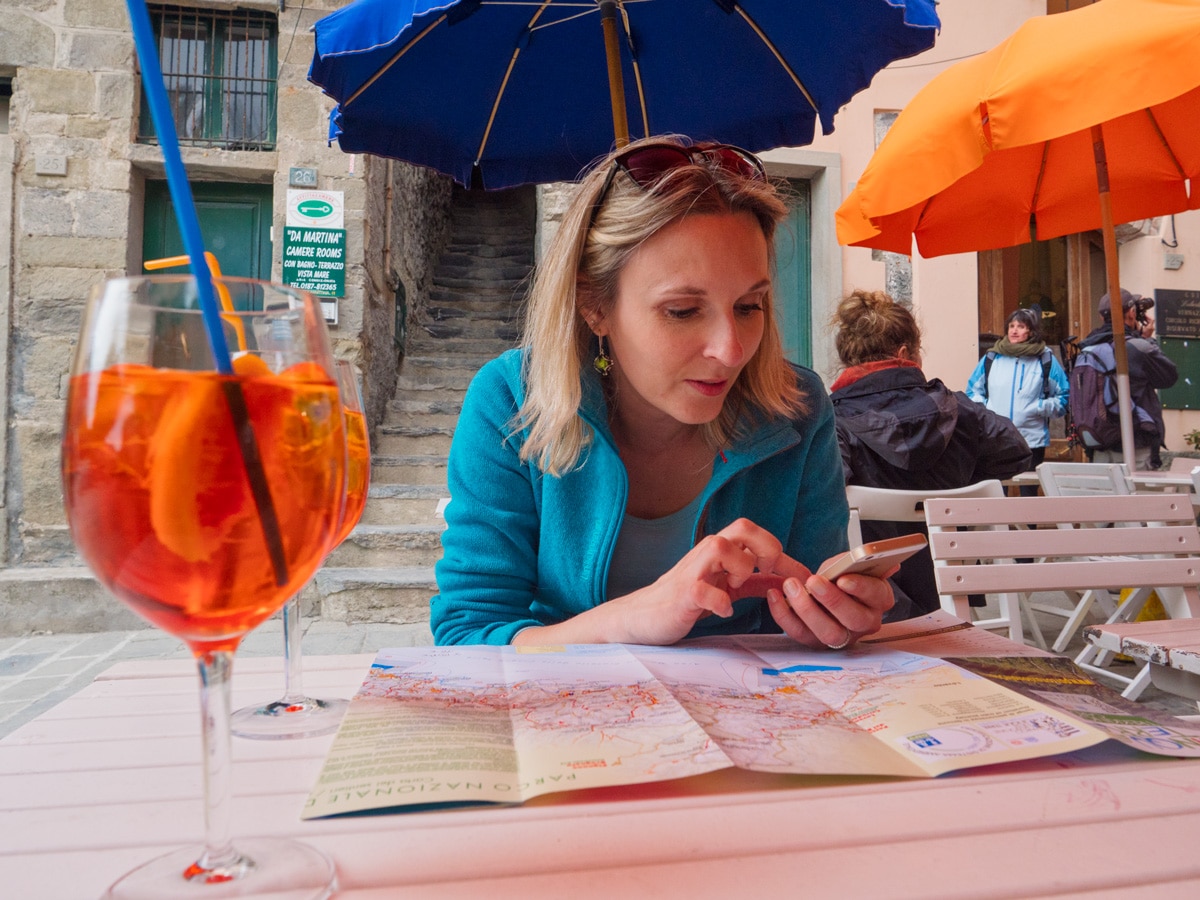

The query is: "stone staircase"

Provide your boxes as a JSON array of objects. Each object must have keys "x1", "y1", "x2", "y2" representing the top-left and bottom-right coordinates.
[{"x1": 305, "y1": 185, "x2": 534, "y2": 630}]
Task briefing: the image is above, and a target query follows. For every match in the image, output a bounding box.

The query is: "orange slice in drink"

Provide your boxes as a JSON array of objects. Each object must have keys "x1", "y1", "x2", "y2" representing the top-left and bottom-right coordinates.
[
  {"x1": 231, "y1": 352, "x2": 271, "y2": 378},
  {"x1": 148, "y1": 374, "x2": 248, "y2": 563},
  {"x1": 279, "y1": 361, "x2": 331, "y2": 384}
]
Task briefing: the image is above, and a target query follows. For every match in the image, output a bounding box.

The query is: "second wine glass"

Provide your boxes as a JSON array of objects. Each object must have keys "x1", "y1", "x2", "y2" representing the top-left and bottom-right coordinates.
[{"x1": 231, "y1": 359, "x2": 371, "y2": 739}]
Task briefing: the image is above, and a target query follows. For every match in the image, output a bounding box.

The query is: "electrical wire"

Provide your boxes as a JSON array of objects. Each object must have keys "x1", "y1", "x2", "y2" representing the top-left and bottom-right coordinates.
[
  {"x1": 281, "y1": 0, "x2": 308, "y2": 67},
  {"x1": 1162, "y1": 214, "x2": 1178, "y2": 249}
]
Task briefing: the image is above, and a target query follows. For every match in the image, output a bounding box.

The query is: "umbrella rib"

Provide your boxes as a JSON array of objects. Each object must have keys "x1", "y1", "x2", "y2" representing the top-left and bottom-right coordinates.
[
  {"x1": 1028, "y1": 141, "x2": 1050, "y2": 242},
  {"x1": 344, "y1": 15, "x2": 447, "y2": 109},
  {"x1": 732, "y1": 4, "x2": 817, "y2": 114},
  {"x1": 477, "y1": 1, "x2": 555, "y2": 164},
  {"x1": 618, "y1": 3, "x2": 650, "y2": 139},
  {"x1": 1144, "y1": 108, "x2": 1187, "y2": 180}
]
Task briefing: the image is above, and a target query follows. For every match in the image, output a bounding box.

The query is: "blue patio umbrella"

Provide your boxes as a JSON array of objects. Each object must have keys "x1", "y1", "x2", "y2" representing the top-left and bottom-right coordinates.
[{"x1": 309, "y1": 0, "x2": 939, "y2": 190}]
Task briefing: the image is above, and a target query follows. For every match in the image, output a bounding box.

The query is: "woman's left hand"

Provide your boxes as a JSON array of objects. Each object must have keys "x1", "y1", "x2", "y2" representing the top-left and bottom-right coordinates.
[{"x1": 763, "y1": 555, "x2": 895, "y2": 650}]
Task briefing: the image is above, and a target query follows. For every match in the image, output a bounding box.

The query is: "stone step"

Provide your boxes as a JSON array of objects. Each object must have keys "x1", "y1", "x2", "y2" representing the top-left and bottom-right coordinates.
[
  {"x1": 369, "y1": 454, "x2": 448, "y2": 485},
  {"x1": 416, "y1": 319, "x2": 521, "y2": 342},
  {"x1": 401, "y1": 354, "x2": 493, "y2": 372},
  {"x1": 381, "y1": 405, "x2": 460, "y2": 429},
  {"x1": 326, "y1": 524, "x2": 444, "y2": 568},
  {"x1": 0, "y1": 567, "x2": 145, "y2": 636},
  {"x1": 19, "y1": 525, "x2": 82, "y2": 568},
  {"x1": 388, "y1": 395, "x2": 463, "y2": 417},
  {"x1": 372, "y1": 430, "x2": 454, "y2": 457},
  {"x1": 381, "y1": 408, "x2": 460, "y2": 431},
  {"x1": 311, "y1": 566, "x2": 437, "y2": 625},
  {"x1": 421, "y1": 301, "x2": 521, "y2": 322},
  {"x1": 406, "y1": 334, "x2": 515, "y2": 357},
  {"x1": 395, "y1": 368, "x2": 474, "y2": 393},
  {"x1": 434, "y1": 254, "x2": 532, "y2": 274},
  {"x1": 360, "y1": 483, "x2": 448, "y2": 524}
]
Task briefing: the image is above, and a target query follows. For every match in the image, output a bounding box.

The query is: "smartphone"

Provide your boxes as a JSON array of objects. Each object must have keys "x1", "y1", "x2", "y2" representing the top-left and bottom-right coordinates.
[{"x1": 817, "y1": 534, "x2": 927, "y2": 581}]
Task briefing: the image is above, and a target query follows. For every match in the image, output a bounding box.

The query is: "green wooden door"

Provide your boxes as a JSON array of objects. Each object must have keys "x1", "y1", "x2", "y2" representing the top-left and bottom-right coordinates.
[
  {"x1": 773, "y1": 180, "x2": 812, "y2": 367},
  {"x1": 143, "y1": 182, "x2": 273, "y2": 308}
]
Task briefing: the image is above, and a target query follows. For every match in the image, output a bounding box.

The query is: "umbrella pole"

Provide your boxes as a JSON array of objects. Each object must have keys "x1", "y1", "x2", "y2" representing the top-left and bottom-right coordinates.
[
  {"x1": 1091, "y1": 125, "x2": 1137, "y2": 469},
  {"x1": 599, "y1": 0, "x2": 630, "y2": 147}
]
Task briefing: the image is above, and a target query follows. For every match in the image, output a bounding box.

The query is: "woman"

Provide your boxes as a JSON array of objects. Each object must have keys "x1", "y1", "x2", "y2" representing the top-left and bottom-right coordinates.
[
  {"x1": 966, "y1": 307, "x2": 1069, "y2": 478},
  {"x1": 830, "y1": 291, "x2": 1031, "y2": 618},
  {"x1": 431, "y1": 136, "x2": 894, "y2": 649}
]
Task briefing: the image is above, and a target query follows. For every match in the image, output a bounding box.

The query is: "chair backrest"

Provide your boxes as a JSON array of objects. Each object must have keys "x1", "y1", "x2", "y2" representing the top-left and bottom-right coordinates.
[
  {"x1": 925, "y1": 494, "x2": 1200, "y2": 620},
  {"x1": 1036, "y1": 461, "x2": 1131, "y2": 497},
  {"x1": 845, "y1": 480, "x2": 1005, "y2": 545}
]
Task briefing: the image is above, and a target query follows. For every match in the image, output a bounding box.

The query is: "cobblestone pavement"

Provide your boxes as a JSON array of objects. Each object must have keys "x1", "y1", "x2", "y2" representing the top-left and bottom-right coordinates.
[
  {"x1": 1, "y1": 605, "x2": 1196, "y2": 741},
  {"x1": 0, "y1": 619, "x2": 433, "y2": 740}
]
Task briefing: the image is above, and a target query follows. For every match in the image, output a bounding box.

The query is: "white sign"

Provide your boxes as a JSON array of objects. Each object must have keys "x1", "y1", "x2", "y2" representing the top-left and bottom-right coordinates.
[{"x1": 286, "y1": 189, "x2": 344, "y2": 229}]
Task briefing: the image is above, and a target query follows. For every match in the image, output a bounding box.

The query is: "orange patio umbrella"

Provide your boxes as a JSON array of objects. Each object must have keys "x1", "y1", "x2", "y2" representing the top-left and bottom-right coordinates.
[{"x1": 835, "y1": 0, "x2": 1200, "y2": 467}]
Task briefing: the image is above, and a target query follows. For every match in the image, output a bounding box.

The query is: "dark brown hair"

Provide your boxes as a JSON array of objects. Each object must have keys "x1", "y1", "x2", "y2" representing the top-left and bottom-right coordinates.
[{"x1": 833, "y1": 289, "x2": 921, "y2": 367}]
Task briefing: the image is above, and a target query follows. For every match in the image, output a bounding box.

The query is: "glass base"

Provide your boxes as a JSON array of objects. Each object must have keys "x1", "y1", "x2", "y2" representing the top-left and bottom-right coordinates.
[
  {"x1": 230, "y1": 696, "x2": 349, "y2": 740},
  {"x1": 103, "y1": 837, "x2": 336, "y2": 899}
]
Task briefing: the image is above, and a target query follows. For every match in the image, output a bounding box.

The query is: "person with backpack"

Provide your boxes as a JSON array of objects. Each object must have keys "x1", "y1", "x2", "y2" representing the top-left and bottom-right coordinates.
[
  {"x1": 1073, "y1": 289, "x2": 1177, "y2": 470},
  {"x1": 966, "y1": 307, "x2": 1069, "y2": 491}
]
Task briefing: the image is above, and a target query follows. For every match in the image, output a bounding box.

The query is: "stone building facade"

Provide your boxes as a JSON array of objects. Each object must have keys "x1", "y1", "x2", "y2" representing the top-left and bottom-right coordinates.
[{"x1": 0, "y1": 0, "x2": 456, "y2": 629}]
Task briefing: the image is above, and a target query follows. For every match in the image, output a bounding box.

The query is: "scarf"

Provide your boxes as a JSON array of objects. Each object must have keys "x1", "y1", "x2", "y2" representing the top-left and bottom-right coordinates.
[
  {"x1": 992, "y1": 337, "x2": 1047, "y2": 357},
  {"x1": 830, "y1": 357, "x2": 922, "y2": 393}
]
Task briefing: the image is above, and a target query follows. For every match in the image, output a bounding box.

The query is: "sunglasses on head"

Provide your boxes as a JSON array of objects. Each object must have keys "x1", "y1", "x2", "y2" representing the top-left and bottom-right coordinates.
[{"x1": 587, "y1": 142, "x2": 766, "y2": 233}]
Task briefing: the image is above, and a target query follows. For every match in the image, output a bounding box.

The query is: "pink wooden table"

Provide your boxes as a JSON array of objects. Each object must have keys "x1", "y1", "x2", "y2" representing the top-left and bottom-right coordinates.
[{"x1": 5, "y1": 639, "x2": 1200, "y2": 898}]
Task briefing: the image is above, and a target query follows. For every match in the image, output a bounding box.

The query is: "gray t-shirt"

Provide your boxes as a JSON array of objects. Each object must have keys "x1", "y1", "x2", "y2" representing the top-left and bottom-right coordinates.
[{"x1": 605, "y1": 492, "x2": 705, "y2": 600}]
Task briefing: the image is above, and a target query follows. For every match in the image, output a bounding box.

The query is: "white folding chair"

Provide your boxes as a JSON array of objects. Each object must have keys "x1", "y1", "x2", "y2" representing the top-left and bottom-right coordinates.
[
  {"x1": 845, "y1": 480, "x2": 1006, "y2": 545},
  {"x1": 1030, "y1": 462, "x2": 1134, "y2": 651},
  {"x1": 926, "y1": 493, "x2": 1200, "y2": 700},
  {"x1": 1036, "y1": 461, "x2": 1132, "y2": 497},
  {"x1": 843, "y1": 481, "x2": 1027, "y2": 642}
]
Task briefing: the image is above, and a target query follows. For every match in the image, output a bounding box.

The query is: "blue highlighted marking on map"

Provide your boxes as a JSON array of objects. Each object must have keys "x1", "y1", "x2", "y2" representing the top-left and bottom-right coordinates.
[{"x1": 763, "y1": 664, "x2": 844, "y2": 675}]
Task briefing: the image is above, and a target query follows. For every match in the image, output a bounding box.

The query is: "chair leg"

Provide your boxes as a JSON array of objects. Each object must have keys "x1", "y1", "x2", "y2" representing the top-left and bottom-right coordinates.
[
  {"x1": 1050, "y1": 589, "x2": 1098, "y2": 654},
  {"x1": 1120, "y1": 663, "x2": 1152, "y2": 701},
  {"x1": 1019, "y1": 594, "x2": 1048, "y2": 650}
]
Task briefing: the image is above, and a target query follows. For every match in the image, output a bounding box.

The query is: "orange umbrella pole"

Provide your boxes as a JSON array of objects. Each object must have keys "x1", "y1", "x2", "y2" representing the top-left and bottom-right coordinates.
[
  {"x1": 1092, "y1": 124, "x2": 1136, "y2": 469},
  {"x1": 599, "y1": 0, "x2": 630, "y2": 148}
]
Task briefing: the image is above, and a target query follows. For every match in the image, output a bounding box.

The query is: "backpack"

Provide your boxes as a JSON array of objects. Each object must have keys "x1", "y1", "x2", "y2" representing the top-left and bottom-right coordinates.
[
  {"x1": 1068, "y1": 342, "x2": 1157, "y2": 450},
  {"x1": 981, "y1": 349, "x2": 1053, "y2": 401}
]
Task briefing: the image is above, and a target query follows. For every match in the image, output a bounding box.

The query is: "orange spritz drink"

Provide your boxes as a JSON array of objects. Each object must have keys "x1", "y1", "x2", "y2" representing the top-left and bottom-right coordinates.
[
  {"x1": 332, "y1": 367, "x2": 371, "y2": 547},
  {"x1": 62, "y1": 276, "x2": 342, "y2": 898},
  {"x1": 230, "y1": 357, "x2": 370, "y2": 740},
  {"x1": 63, "y1": 363, "x2": 344, "y2": 651}
]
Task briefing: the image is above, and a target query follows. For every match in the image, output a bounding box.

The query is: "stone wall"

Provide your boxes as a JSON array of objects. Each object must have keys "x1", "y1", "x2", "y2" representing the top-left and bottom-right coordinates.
[{"x1": 0, "y1": 0, "x2": 450, "y2": 572}]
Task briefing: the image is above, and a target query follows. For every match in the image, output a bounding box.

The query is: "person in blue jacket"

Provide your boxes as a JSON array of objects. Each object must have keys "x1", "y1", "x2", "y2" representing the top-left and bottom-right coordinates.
[
  {"x1": 966, "y1": 307, "x2": 1069, "y2": 485},
  {"x1": 431, "y1": 136, "x2": 894, "y2": 649}
]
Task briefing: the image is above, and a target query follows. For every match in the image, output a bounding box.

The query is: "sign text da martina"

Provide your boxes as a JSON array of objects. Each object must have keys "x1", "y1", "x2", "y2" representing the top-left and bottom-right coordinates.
[{"x1": 283, "y1": 227, "x2": 345, "y2": 298}]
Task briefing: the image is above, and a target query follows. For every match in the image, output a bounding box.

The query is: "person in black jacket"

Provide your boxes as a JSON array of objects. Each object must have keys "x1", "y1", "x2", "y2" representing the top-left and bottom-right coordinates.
[
  {"x1": 830, "y1": 290, "x2": 1032, "y2": 619},
  {"x1": 1079, "y1": 289, "x2": 1178, "y2": 470}
]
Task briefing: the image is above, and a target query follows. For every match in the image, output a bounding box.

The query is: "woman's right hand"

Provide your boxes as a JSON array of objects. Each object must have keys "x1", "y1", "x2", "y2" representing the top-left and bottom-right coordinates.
[{"x1": 609, "y1": 517, "x2": 789, "y2": 646}]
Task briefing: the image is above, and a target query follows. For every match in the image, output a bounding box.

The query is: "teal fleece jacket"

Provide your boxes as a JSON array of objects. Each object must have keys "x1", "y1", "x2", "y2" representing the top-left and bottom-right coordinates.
[{"x1": 431, "y1": 349, "x2": 850, "y2": 645}]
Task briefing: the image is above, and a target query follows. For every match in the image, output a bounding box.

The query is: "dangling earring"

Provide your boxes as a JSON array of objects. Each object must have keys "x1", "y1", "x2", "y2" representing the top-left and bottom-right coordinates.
[{"x1": 593, "y1": 335, "x2": 613, "y2": 377}]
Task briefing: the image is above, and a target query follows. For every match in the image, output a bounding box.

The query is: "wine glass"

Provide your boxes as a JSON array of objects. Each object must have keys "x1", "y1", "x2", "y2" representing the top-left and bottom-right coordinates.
[
  {"x1": 61, "y1": 275, "x2": 342, "y2": 899},
  {"x1": 230, "y1": 359, "x2": 371, "y2": 739}
]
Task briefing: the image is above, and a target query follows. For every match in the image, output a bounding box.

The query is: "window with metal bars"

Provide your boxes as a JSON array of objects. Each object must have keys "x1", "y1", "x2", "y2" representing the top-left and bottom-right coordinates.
[{"x1": 137, "y1": 5, "x2": 277, "y2": 151}]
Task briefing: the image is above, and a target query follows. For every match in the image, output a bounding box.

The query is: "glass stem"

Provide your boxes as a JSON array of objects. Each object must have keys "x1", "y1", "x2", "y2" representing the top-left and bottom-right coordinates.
[
  {"x1": 280, "y1": 596, "x2": 306, "y2": 704},
  {"x1": 194, "y1": 650, "x2": 244, "y2": 875}
]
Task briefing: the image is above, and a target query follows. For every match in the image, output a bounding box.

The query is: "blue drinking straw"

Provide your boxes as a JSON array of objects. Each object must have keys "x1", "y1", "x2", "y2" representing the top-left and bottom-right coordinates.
[
  {"x1": 125, "y1": 0, "x2": 233, "y2": 375},
  {"x1": 124, "y1": 0, "x2": 289, "y2": 585}
]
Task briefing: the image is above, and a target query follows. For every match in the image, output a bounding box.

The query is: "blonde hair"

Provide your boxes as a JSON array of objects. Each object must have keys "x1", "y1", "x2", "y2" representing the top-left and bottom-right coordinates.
[
  {"x1": 833, "y1": 290, "x2": 922, "y2": 367},
  {"x1": 517, "y1": 135, "x2": 806, "y2": 476}
]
